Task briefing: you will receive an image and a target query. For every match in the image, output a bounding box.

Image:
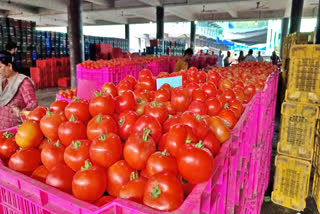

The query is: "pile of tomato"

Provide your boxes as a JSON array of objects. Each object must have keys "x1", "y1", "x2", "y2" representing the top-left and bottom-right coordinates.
[
  {"x1": 0, "y1": 61, "x2": 276, "y2": 212},
  {"x1": 58, "y1": 88, "x2": 77, "y2": 100}
]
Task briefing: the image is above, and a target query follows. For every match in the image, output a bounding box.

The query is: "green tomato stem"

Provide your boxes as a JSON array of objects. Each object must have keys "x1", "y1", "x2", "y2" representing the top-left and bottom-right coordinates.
[{"x1": 150, "y1": 182, "x2": 162, "y2": 198}]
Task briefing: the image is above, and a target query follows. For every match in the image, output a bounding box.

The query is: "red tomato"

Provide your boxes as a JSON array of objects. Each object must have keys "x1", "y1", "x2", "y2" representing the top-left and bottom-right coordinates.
[
  {"x1": 90, "y1": 133, "x2": 122, "y2": 168},
  {"x1": 124, "y1": 129, "x2": 156, "y2": 170},
  {"x1": 163, "y1": 115, "x2": 180, "y2": 133},
  {"x1": 40, "y1": 111, "x2": 66, "y2": 141},
  {"x1": 245, "y1": 84, "x2": 256, "y2": 95},
  {"x1": 146, "y1": 150, "x2": 178, "y2": 177},
  {"x1": 133, "y1": 115, "x2": 162, "y2": 142},
  {"x1": 124, "y1": 75, "x2": 137, "y2": 88},
  {"x1": 207, "y1": 70, "x2": 221, "y2": 85},
  {"x1": 9, "y1": 148, "x2": 41, "y2": 175},
  {"x1": 139, "y1": 69, "x2": 153, "y2": 79},
  {"x1": 219, "y1": 79, "x2": 233, "y2": 90},
  {"x1": 206, "y1": 97, "x2": 222, "y2": 116},
  {"x1": 186, "y1": 83, "x2": 200, "y2": 96},
  {"x1": 188, "y1": 100, "x2": 208, "y2": 115},
  {"x1": 64, "y1": 140, "x2": 90, "y2": 171},
  {"x1": 118, "y1": 110, "x2": 139, "y2": 140},
  {"x1": 89, "y1": 92, "x2": 115, "y2": 117},
  {"x1": 115, "y1": 90, "x2": 136, "y2": 114},
  {"x1": 243, "y1": 91, "x2": 253, "y2": 104},
  {"x1": 192, "y1": 88, "x2": 208, "y2": 102},
  {"x1": 144, "y1": 100, "x2": 168, "y2": 124},
  {"x1": 118, "y1": 81, "x2": 133, "y2": 95},
  {"x1": 64, "y1": 98, "x2": 90, "y2": 123},
  {"x1": 31, "y1": 165, "x2": 49, "y2": 183},
  {"x1": 203, "y1": 131, "x2": 220, "y2": 156},
  {"x1": 180, "y1": 176, "x2": 195, "y2": 198},
  {"x1": 94, "y1": 196, "x2": 115, "y2": 206},
  {"x1": 119, "y1": 172, "x2": 147, "y2": 203},
  {"x1": 72, "y1": 160, "x2": 107, "y2": 202},
  {"x1": 87, "y1": 114, "x2": 118, "y2": 141},
  {"x1": 177, "y1": 142, "x2": 214, "y2": 184},
  {"x1": 28, "y1": 106, "x2": 47, "y2": 122},
  {"x1": 143, "y1": 172, "x2": 184, "y2": 211},
  {"x1": 164, "y1": 102, "x2": 176, "y2": 115},
  {"x1": 158, "y1": 132, "x2": 168, "y2": 152},
  {"x1": 233, "y1": 80, "x2": 245, "y2": 89},
  {"x1": 0, "y1": 132, "x2": 19, "y2": 159},
  {"x1": 136, "y1": 98, "x2": 148, "y2": 115},
  {"x1": 46, "y1": 164, "x2": 75, "y2": 193},
  {"x1": 41, "y1": 140, "x2": 65, "y2": 170},
  {"x1": 234, "y1": 88, "x2": 245, "y2": 103},
  {"x1": 15, "y1": 120, "x2": 43, "y2": 148},
  {"x1": 206, "y1": 116, "x2": 230, "y2": 143},
  {"x1": 160, "y1": 83, "x2": 172, "y2": 93},
  {"x1": 138, "y1": 77, "x2": 155, "y2": 91},
  {"x1": 230, "y1": 107, "x2": 241, "y2": 120},
  {"x1": 201, "y1": 82, "x2": 217, "y2": 98},
  {"x1": 197, "y1": 71, "x2": 207, "y2": 83},
  {"x1": 50, "y1": 100, "x2": 69, "y2": 113},
  {"x1": 101, "y1": 82, "x2": 118, "y2": 97},
  {"x1": 180, "y1": 111, "x2": 209, "y2": 140},
  {"x1": 230, "y1": 99, "x2": 244, "y2": 113},
  {"x1": 106, "y1": 160, "x2": 135, "y2": 197},
  {"x1": 171, "y1": 87, "x2": 192, "y2": 112},
  {"x1": 38, "y1": 138, "x2": 51, "y2": 152},
  {"x1": 58, "y1": 115, "x2": 87, "y2": 147},
  {"x1": 154, "y1": 88, "x2": 170, "y2": 102},
  {"x1": 222, "y1": 89, "x2": 236, "y2": 102},
  {"x1": 218, "y1": 109, "x2": 237, "y2": 129}
]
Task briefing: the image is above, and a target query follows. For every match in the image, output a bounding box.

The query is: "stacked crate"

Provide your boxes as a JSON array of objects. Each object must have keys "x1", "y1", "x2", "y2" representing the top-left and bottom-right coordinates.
[{"x1": 272, "y1": 45, "x2": 320, "y2": 211}]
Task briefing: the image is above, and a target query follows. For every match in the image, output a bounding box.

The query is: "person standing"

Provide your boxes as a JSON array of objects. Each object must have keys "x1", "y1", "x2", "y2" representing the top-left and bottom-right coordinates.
[
  {"x1": 271, "y1": 51, "x2": 279, "y2": 65},
  {"x1": 174, "y1": 48, "x2": 193, "y2": 72},
  {"x1": 224, "y1": 51, "x2": 232, "y2": 67},
  {"x1": 218, "y1": 50, "x2": 224, "y2": 67},
  {"x1": 245, "y1": 49, "x2": 256, "y2": 62},
  {"x1": 238, "y1": 50, "x2": 245, "y2": 63},
  {"x1": 5, "y1": 41, "x2": 17, "y2": 62},
  {"x1": 257, "y1": 51, "x2": 264, "y2": 62}
]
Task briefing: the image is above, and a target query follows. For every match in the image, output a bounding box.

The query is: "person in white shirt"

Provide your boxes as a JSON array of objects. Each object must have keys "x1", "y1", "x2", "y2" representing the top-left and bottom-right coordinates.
[
  {"x1": 256, "y1": 51, "x2": 263, "y2": 62},
  {"x1": 218, "y1": 50, "x2": 224, "y2": 67},
  {"x1": 245, "y1": 49, "x2": 256, "y2": 62}
]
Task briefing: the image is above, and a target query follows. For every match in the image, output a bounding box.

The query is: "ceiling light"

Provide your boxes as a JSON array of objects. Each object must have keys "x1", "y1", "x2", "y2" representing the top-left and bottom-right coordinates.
[{"x1": 195, "y1": 20, "x2": 198, "y2": 24}]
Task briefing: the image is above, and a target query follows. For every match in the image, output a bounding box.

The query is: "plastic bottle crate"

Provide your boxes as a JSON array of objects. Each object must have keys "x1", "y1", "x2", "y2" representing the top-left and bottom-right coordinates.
[
  {"x1": 277, "y1": 102, "x2": 318, "y2": 160},
  {"x1": 312, "y1": 171, "x2": 320, "y2": 212},
  {"x1": 285, "y1": 45, "x2": 320, "y2": 105},
  {"x1": 271, "y1": 155, "x2": 311, "y2": 211}
]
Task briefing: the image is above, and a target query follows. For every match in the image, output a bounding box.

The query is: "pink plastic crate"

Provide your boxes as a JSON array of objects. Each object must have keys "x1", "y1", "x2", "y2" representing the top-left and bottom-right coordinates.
[{"x1": 56, "y1": 94, "x2": 72, "y2": 102}]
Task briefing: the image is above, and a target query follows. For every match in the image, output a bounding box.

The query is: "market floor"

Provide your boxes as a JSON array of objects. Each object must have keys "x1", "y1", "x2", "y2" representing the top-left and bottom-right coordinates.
[{"x1": 35, "y1": 87, "x2": 319, "y2": 214}]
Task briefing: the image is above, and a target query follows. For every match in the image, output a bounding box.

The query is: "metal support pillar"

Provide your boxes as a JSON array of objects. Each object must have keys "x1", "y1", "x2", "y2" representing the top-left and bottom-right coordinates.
[
  {"x1": 190, "y1": 21, "x2": 196, "y2": 50},
  {"x1": 156, "y1": 6, "x2": 164, "y2": 40},
  {"x1": 280, "y1": 18, "x2": 289, "y2": 58},
  {"x1": 315, "y1": 0, "x2": 320, "y2": 44},
  {"x1": 289, "y1": 0, "x2": 304, "y2": 34},
  {"x1": 125, "y1": 24, "x2": 130, "y2": 51}
]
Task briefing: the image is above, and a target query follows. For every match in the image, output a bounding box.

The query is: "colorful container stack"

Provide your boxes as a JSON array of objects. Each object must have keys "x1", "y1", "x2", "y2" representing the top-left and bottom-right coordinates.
[{"x1": 272, "y1": 45, "x2": 320, "y2": 211}]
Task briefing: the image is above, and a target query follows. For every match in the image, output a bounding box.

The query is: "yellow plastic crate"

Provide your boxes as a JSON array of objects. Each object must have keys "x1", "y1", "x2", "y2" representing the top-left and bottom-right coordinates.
[
  {"x1": 271, "y1": 155, "x2": 311, "y2": 211},
  {"x1": 312, "y1": 171, "x2": 320, "y2": 212},
  {"x1": 285, "y1": 45, "x2": 320, "y2": 105},
  {"x1": 277, "y1": 102, "x2": 318, "y2": 160}
]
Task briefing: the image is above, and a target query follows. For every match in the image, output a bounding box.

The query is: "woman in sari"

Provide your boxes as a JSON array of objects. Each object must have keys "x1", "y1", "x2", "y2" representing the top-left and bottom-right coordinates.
[{"x1": 0, "y1": 51, "x2": 38, "y2": 129}]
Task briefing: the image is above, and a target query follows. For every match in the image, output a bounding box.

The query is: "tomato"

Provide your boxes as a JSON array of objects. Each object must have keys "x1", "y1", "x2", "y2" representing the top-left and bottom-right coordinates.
[
  {"x1": 41, "y1": 140, "x2": 65, "y2": 170},
  {"x1": 40, "y1": 111, "x2": 66, "y2": 141},
  {"x1": 233, "y1": 80, "x2": 244, "y2": 89},
  {"x1": 243, "y1": 91, "x2": 253, "y2": 104},
  {"x1": 177, "y1": 142, "x2": 214, "y2": 184},
  {"x1": 136, "y1": 98, "x2": 148, "y2": 115},
  {"x1": 206, "y1": 116, "x2": 230, "y2": 143},
  {"x1": 230, "y1": 99, "x2": 244, "y2": 113},
  {"x1": 118, "y1": 80, "x2": 133, "y2": 94},
  {"x1": 180, "y1": 176, "x2": 195, "y2": 198},
  {"x1": 206, "y1": 97, "x2": 222, "y2": 116},
  {"x1": 38, "y1": 138, "x2": 51, "y2": 152},
  {"x1": 219, "y1": 79, "x2": 233, "y2": 90},
  {"x1": 94, "y1": 196, "x2": 115, "y2": 206},
  {"x1": 158, "y1": 132, "x2": 168, "y2": 152},
  {"x1": 143, "y1": 172, "x2": 184, "y2": 211},
  {"x1": 222, "y1": 89, "x2": 236, "y2": 102},
  {"x1": 90, "y1": 133, "x2": 122, "y2": 168},
  {"x1": 197, "y1": 71, "x2": 207, "y2": 83},
  {"x1": 101, "y1": 82, "x2": 118, "y2": 97},
  {"x1": 28, "y1": 106, "x2": 47, "y2": 122},
  {"x1": 201, "y1": 83, "x2": 217, "y2": 98},
  {"x1": 89, "y1": 91, "x2": 115, "y2": 117},
  {"x1": 186, "y1": 83, "x2": 200, "y2": 96},
  {"x1": 203, "y1": 131, "x2": 220, "y2": 156},
  {"x1": 207, "y1": 70, "x2": 221, "y2": 85},
  {"x1": 50, "y1": 100, "x2": 69, "y2": 113},
  {"x1": 164, "y1": 101, "x2": 176, "y2": 115},
  {"x1": 64, "y1": 98, "x2": 90, "y2": 123},
  {"x1": 160, "y1": 83, "x2": 172, "y2": 93},
  {"x1": 245, "y1": 84, "x2": 256, "y2": 95},
  {"x1": 164, "y1": 124, "x2": 197, "y2": 157},
  {"x1": 58, "y1": 115, "x2": 87, "y2": 147},
  {"x1": 72, "y1": 160, "x2": 107, "y2": 202},
  {"x1": 171, "y1": 86, "x2": 192, "y2": 112},
  {"x1": 31, "y1": 165, "x2": 49, "y2": 183},
  {"x1": 154, "y1": 88, "x2": 170, "y2": 102},
  {"x1": 16, "y1": 120, "x2": 43, "y2": 148},
  {"x1": 106, "y1": 160, "x2": 135, "y2": 197},
  {"x1": 233, "y1": 88, "x2": 245, "y2": 103},
  {"x1": 119, "y1": 172, "x2": 147, "y2": 203},
  {"x1": 124, "y1": 75, "x2": 137, "y2": 88},
  {"x1": 218, "y1": 109, "x2": 237, "y2": 129},
  {"x1": 9, "y1": 148, "x2": 41, "y2": 175},
  {"x1": 87, "y1": 114, "x2": 118, "y2": 141},
  {"x1": 163, "y1": 115, "x2": 180, "y2": 133},
  {"x1": 146, "y1": 150, "x2": 178, "y2": 177},
  {"x1": 180, "y1": 111, "x2": 208, "y2": 140},
  {"x1": 118, "y1": 110, "x2": 139, "y2": 140},
  {"x1": 138, "y1": 77, "x2": 155, "y2": 91},
  {"x1": 139, "y1": 69, "x2": 153, "y2": 79},
  {"x1": 192, "y1": 88, "x2": 207, "y2": 102},
  {"x1": 0, "y1": 132, "x2": 19, "y2": 159},
  {"x1": 133, "y1": 115, "x2": 162, "y2": 142},
  {"x1": 124, "y1": 129, "x2": 156, "y2": 170},
  {"x1": 144, "y1": 100, "x2": 168, "y2": 124},
  {"x1": 46, "y1": 164, "x2": 75, "y2": 193},
  {"x1": 188, "y1": 100, "x2": 208, "y2": 115},
  {"x1": 64, "y1": 140, "x2": 90, "y2": 171},
  {"x1": 115, "y1": 90, "x2": 136, "y2": 114}
]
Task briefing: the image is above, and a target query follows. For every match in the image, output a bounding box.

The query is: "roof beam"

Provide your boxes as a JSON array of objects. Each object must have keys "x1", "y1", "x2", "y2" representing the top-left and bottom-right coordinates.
[
  {"x1": 284, "y1": 0, "x2": 292, "y2": 17},
  {"x1": 0, "y1": 1, "x2": 38, "y2": 14},
  {"x1": 85, "y1": 0, "x2": 114, "y2": 7},
  {"x1": 138, "y1": 0, "x2": 162, "y2": 7},
  {"x1": 136, "y1": 8, "x2": 156, "y2": 21},
  {"x1": 166, "y1": 7, "x2": 195, "y2": 21},
  {"x1": 7, "y1": 0, "x2": 66, "y2": 12},
  {"x1": 225, "y1": 3, "x2": 238, "y2": 17}
]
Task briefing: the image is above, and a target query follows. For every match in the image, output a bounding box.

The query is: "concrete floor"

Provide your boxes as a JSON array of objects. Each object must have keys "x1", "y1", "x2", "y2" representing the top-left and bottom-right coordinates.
[{"x1": 35, "y1": 87, "x2": 319, "y2": 214}]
